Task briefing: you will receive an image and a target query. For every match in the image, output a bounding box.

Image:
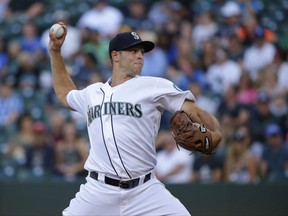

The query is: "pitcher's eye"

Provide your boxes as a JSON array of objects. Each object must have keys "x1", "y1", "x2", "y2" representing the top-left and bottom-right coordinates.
[{"x1": 127, "y1": 47, "x2": 144, "y2": 54}]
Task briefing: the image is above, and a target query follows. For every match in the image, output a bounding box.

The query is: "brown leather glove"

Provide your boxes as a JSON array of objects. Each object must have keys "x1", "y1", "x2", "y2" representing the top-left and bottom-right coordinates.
[{"x1": 170, "y1": 110, "x2": 214, "y2": 155}]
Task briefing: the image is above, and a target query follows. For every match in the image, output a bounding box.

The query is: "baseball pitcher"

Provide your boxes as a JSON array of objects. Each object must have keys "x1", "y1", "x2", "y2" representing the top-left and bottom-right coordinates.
[{"x1": 49, "y1": 22, "x2": 222, "y2": 216}]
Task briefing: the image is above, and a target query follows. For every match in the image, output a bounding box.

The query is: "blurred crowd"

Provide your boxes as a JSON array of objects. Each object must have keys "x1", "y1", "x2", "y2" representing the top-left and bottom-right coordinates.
[{"x1": 0, "y1": 0, "x2": 287, "y2": 184}]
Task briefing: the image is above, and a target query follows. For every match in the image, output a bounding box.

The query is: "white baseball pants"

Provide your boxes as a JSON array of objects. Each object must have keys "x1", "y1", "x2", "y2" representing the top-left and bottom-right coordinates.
[{"x1": 62, "y1": 173, "x2": 191, "y2": 216}]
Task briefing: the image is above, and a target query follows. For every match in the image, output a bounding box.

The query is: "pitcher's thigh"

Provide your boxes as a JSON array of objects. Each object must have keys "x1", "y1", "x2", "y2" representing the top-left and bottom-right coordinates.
[
  {"x1": 62, "y1": 179, "x2": 121, "y2": 216},
  {"x1": 124, "y1": 179, "x2": 191, "y2": 216}
]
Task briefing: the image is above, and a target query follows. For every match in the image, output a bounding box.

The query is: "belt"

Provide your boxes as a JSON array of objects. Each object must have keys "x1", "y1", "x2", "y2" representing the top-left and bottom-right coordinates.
[{"x1": 90, "y1": 171, "x2": 151, "y2": 189}]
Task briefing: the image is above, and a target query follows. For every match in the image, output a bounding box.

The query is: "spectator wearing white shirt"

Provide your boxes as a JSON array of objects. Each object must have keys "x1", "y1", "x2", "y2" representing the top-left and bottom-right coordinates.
[
  {"x1": 206, "y1": 48, "x2": 242, "y2": 96},
  {"x1": 77, "y1": 0, "x2": 123, "y2": 37},
  {"x1": 192, "y1": 11, "x2": 218, "y2": 51},
  {"x1": 277, "y1": 61, "x2": 288, "y2": 91},
  {"x1": 274, "y1": 51, "x2": 288, "y2": 91},
  {"x1": 155, "y1": 130, "x2": 194, "y2": 184},
  {"x1": 243, "y1": 26, "x2": 276, "y2": 81}
]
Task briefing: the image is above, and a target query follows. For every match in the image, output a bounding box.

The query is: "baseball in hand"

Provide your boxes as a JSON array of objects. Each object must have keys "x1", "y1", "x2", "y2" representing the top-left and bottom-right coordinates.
[{"x1": 50, "y1": 23, "x2": 64, "y2": 38}]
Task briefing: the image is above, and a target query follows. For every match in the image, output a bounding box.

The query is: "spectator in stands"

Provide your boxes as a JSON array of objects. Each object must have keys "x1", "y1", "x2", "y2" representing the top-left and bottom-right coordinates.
[
  {"x1": 179, "y1": 58, "x2": 209, "y2": 90},
  {"x1": 71, "y1": 51, "x2": 99, "y2": 89},
  {"x1": 191, "y1": 153, "x2": 224, "y2": 184},
  {"x1": 46, "y1": 108, "x2": 66, "y2": 145},
  {"x1": 226, "y1": 33, "x2": 245, "y2": 62},
  {"x1": 217, "y1": 84, "x2": 240, "y2": 120},
  {"x1": 0, "y1": 76, "x2": 23, "y2": 136},
  {"x1": 6, "y1": 40, "x2": 21, "y2": 76},
  {"x1": 18, "y1": 74, "x2": 46, "y2": 119},
  {"x1": 77, "y1": 0, "x2": 124, "y2": 37},
  {"x1": 238, "y1": 0, "x2": 262, "y2": 19},
  {"x1": 275, "y1": 51, "x2": 288, "y2": 91},
  {"x1": 41, "y1": 10, "x2": 81, "y2": 60},
  {"x1": 258, "y1": 64, "x2": 283, "y2": 99},
  {"x1": 122, "y1": 0, "x2": 153, "y2": 31},
  {"x1": 269, "y1": 91, "x2": 288, "y2": 131},
  {"x1": 176, "y1": 20, "x2": 198, "y2": 63},
  {"x1": 249, "y1": 90, "x2": 280, "y2": 143},
  {"x1": 0, "y1": 36, "x2": 8, "y2": 77},
  {"x1": 140, "y1": 30, "x2": 168, "y2": 78},
  {"x1": 224, "y1": 126, "x2": 258, "y2": 184},
  {"x1": 24, "y1": 121, "x2": 55, "y2": 178},
  {"x1": 19, "y1": 21, "x2": 43, "y2": 54},
  {"x1": 197, "y1": 38, "x2": 217, "y2": 71},
  {"x1": 206, "y1": 48, "x2": 242, "y2": 96},
  {"x1": 189, "y1": 81, "x2": 218, "y2": 115},
  {"x1": 6, "y1": 114, "x2": 35, "y2": 166},
  {"x1": 0, "y1": 113, "x2": 35, "y2": 178},
  {"x1": 192, "y1": 11, "x2": 218, "y2": 51},
  {"x1": 260, "y1": 123, "x2": 288, "y2": 182},
  {"x1": 14, "y1": 52, "x2": 40, "y2": 90},
  {"x1": 257, "y1": 65, "x2": 288, "y2": 131},
  {"x1": 235, "y1": 72, "x2": 258, "y2": 106},
  {"x1": 156, "y1": 31, "x2": 178, "y2": 64},
  {"x1": 155, "y1": 130, "x2": 193, "y2": 184},
  {"x1": 217, "y1": 85, "x2": 245, "y2": 158},
  {"x1": 243, "y1": 26, "x2": 277, "y2": 81},
  {"x1": 80, "y1": 27, "x2": 110, "y2": 72},
  {"x1": 4, "y1": 0, "x2": 44, "y2": 20},
  {"x1": 148, "y1": 0, "x2": 183, "y2": 31},
  {"x1": 216, "y1": 1, "x2": 242, "y2": 48},
  {"x1": 0, "y1": 0, "x2": 9, "y2": 21},
  {"x1": 54, "y1": 120, "x2": 89, "y2": 181},
  {"x1": 237, "y1": 15, "x2": 276, "y2": 47}
]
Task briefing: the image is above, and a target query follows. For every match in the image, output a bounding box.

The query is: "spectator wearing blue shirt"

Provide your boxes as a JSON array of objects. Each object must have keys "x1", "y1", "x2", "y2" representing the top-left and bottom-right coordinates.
[
  {"x1": 140, "y1": 30, "x2": 168, "y2": 78},
  {"x1": 0, "y1": 76, "x2": 23, "y2": 137},
  {"x1": 260, "y1": 123, "x2": 288, "y2": 182},
  {"x1": 0, "y1": 37, "x2": 8, "y2": 75},
  {"x1": 19, "y1": 21, "x2": 44, "y2": 54}
]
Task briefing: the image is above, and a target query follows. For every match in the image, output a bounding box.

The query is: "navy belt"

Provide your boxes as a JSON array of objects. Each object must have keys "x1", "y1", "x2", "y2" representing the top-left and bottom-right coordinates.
[{"x1": 90, "y1": 171, "x2": 151, "y2": 189}]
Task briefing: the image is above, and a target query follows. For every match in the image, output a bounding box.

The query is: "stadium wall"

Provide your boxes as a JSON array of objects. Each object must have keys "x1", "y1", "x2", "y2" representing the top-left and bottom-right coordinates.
[{"x1": 0, "y1": 181, "x2": 287, "y2": 216}]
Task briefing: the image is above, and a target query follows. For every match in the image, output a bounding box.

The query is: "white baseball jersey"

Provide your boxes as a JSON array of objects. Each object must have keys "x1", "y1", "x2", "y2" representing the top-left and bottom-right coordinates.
[{"x1": 67, "y1": 75, "x2": 195, "y2": 179}]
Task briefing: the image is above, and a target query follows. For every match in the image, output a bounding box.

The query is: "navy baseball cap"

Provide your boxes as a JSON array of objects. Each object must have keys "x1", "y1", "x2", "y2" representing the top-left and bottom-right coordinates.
[
  {"x1": 265, "y1": 123, "x2": 281, "y2": 137},
  {"x1": 254, "y1": 26, "x2": 265, "y2": 38},
  {"x1": 109, "y1": 32, "x2": 155, "y2": 58},
  {"x1": 257, "y1": 91, "x2": 270, "y2": 103}
]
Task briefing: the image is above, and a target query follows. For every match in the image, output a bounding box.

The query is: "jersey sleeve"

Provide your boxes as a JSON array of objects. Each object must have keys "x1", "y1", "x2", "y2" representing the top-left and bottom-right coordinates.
[
  {"x1": 67, "y1": 88, "x2": 87, "y2": 115},
  {"x1": 153, "y1": 78, "x2": 195, "y2": 113}
]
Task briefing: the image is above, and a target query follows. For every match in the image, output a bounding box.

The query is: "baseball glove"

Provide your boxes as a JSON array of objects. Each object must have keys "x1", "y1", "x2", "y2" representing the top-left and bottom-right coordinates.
[{"x1": 170, "y1": 110, "x2": 214, "y2": 155}]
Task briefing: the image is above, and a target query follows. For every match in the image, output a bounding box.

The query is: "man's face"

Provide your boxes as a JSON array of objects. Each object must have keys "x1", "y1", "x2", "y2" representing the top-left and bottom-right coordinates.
[
  {"x1": 0, "y1": 85, "x2": 12, "y2": 98},
  {"x1": 267, "y1": 133, "x2": 282, "y2": 149},
  {"x1": 118, "y1": 46, "x2": 145, "y2": 76},
  {"x1": 34, "y1": 132, "x2": 47, "y2": 147},
  {"x1": 254, "y1": 38, "x2": 264, "y2": 47}
]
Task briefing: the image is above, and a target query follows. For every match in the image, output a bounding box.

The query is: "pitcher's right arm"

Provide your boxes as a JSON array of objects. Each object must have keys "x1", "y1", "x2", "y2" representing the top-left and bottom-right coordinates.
[{"x1": 49, "y1": 22, "x2": 76, "y2": 110}]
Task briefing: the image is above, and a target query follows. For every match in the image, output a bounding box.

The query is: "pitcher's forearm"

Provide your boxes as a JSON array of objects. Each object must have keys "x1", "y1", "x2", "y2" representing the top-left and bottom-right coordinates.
[
  {"x1": 50, "y1": 50, "x2": 76, "y2": 108},
  {"x1": 198, "y1": 111, "x2": 222, "y2": 146},
  {"x1": 182, "y1": 100, "x2": 221, "y2": 132},
  {"x1": 197, "y1": 109, "x2": 221, "y2": 132},
  {"x1": 181, "y1": 100, "x2": 222, "y2": 146}
]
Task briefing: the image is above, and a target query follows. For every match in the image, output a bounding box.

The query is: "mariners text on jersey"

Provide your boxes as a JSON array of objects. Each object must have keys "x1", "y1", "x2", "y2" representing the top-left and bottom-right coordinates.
[{"x1": 87, "y1": 101, "x2": 142, "y2": 125}]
